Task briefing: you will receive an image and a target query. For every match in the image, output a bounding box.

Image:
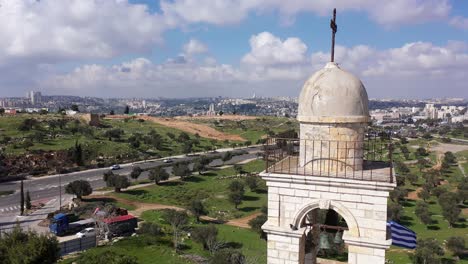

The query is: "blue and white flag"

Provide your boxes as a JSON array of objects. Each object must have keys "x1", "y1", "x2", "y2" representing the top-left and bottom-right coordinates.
[{"x1": 387, "y1": 221, "x2": 417, "y2": 249}]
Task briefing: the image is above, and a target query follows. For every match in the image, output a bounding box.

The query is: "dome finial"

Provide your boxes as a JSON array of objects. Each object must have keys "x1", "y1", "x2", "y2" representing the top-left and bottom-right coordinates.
[{"x1": 330, "y1": 8, "x2": 338, "y2": 62}]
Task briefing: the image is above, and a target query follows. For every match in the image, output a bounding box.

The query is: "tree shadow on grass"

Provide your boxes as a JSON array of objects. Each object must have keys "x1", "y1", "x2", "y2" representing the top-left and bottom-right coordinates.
[
  {"x1": 243, "y1": 195, "x2": 259, "y2": 201},
  {"x1": 183, "y1": 176, "x2": 205, "y2": 183},
  {"x1": 402, "y1": 200, "x2": 415, "y2": 207},
  {"x1": 452, "y1": 222, "x2": 467, "y2": 228},
  {"x1": 459, "y1": 253, "x2": 468, "y2": 260},
  {"x1": 427, "y1": 225, "x2": 440, "y2": 230},
  {"x1": 178, "y1": 244, "x2": 192, "y2": 251},
  {"x1": 122, "y1": 189, "x2": 149, "y2": 196},
  {"x1": 239, "y1": 206, "x2": 259, "y2": 213},
  {"x1": 224, "y1": 242, "x2": 243, "y2": 249},
  {"x1": 200, "y1": 218, "x2": 226, "y2": 225},
  {"x1": 201, "y1": 172, "x2": 217, "y2": 177},
  {"x1": 161, "y1": 181, "x2": 184, "y2": 187},
  {"x1": 83, "y1": 197, "x2": 117, "y2": 203},
  {"x1": 399, "y1": 215, "x2": 414, "y2": 226},
  {"x1": 441, "y1": 258, "x2": 456, "y2": 264},
  {"x1": 254, "y1": 189, "x2": 267, "y2": 194}
]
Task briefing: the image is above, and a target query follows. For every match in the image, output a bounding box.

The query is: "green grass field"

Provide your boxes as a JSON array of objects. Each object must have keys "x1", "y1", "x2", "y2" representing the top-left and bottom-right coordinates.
[
  {"x1": 0, "y1": 114, "x2": 240, "y2": 179},
  {"x1": 387, "y1": 149, "x2": 468, "y2": 263},
  {"x1": 0, "y1": 114, "x2": 228, "y2": 157},
  {"x1": 114, "y1": 159, "x2": 267, "y2": 220},
  {"x1": 62, "y1": 209, "x2": 266, "y2": 264}
]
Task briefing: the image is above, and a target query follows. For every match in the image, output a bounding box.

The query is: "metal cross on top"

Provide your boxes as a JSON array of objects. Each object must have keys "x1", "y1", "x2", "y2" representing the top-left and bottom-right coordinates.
[{"x1": 330, "y1": 8, "x2": 338, "y2": 62}]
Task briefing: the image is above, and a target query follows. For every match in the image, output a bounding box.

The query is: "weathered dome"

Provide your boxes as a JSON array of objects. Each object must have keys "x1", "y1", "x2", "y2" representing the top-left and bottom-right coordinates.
[{"x1": 297, "y1": 62, "x2": 370, "y2": 123}]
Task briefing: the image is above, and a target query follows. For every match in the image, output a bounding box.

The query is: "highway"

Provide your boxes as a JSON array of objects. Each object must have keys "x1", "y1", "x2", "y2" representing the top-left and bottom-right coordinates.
[{"x1": 0, "y1": 146, "x2": 262, "y2": 215}]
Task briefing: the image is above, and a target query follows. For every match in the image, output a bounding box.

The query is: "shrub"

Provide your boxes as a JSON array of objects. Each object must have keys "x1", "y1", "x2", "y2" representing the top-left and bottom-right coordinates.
[
  {"x1": 412, "y1": 238, "x2": 444, "y2": 264},
  {"x1": 137, "y1": 222, "x2": 162, "y2": 236},
  {"x1": 192, "y1": 225, "x2": 219, "y2": 253},
  {"x1": 149, "y1": 167, "x2": 169, "y2": 184},
  {"x1": 248, "y1": 214, "x2": 267, "y2": 239},
  {"x1": 189, "y1": 199, "x2": 206, "y2": 222},
  {"x1": 245, "y1": 176, "x2": 259, "y2": 192},
  {"x1": 210, "y1": 249, "x2": 246, "y2": 264},
  {"x1": 447, "y1": 236, "x2": 466, "y2": 257},
  {"x1": 173, "y1": 162, "x2": 191, "y2": 179},
  {"x1": 0, "y1": 226, "x2": 60, "y2": 264}
]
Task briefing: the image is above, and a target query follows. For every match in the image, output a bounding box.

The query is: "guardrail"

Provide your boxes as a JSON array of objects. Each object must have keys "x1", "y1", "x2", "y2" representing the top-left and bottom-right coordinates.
[{"x1": 263, "y1": 137, "x2": 394, "y2": 183}]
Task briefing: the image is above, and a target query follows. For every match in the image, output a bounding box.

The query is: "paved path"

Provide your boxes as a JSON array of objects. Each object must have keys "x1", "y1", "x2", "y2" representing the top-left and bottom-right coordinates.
[{"x1": 0, "y1": 195, "x2": 73, "y2": 234}]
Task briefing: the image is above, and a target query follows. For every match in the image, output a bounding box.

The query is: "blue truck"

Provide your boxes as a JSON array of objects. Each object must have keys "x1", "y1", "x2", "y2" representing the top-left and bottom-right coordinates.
[{"x1": 49, "y1": 213, "x2": 95, "y2": 236}]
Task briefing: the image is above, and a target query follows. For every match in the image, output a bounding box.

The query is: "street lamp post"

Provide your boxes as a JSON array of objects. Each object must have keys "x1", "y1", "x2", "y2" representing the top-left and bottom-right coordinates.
[{"x1": 59, "y1": 174, "x2": 62, "y2": 210}]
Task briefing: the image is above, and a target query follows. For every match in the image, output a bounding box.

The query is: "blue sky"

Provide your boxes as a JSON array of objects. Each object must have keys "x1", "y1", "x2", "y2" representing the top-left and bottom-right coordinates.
[
  {"x1": 128, "y1": 0, "x2": 468, "y2": 65},
  {"x1": 0, "y1": 0, "x2": 467, "y2": 99}
]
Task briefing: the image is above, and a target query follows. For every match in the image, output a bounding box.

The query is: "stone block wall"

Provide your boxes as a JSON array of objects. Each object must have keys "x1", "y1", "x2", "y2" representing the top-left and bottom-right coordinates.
[
  {"x1": 262, "y1": 173, "x2": 395, "y2": 264},
  {"x1": 299, "y1": 123, "x2": 367, "y2": 172}
]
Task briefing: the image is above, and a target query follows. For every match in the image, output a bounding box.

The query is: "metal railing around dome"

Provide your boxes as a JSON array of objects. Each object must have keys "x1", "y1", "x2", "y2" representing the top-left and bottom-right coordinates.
[{"x1": 263, "y1": 136, "x2": 394, "y2": 183}]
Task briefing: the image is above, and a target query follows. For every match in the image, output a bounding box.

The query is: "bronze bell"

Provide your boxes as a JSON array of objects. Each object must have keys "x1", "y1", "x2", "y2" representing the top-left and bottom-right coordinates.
[
  {"x1": 334, "y1": 231, "x2": 343, "y2": 244},
  {"x1": 319, "y1": 233, "x2": 331, "y2": 249}
]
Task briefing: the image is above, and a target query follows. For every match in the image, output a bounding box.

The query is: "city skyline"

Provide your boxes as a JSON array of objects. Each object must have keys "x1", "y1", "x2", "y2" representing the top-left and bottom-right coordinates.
[{"x1": 0, "y1": 0, "x2": 467, "y2": 99}]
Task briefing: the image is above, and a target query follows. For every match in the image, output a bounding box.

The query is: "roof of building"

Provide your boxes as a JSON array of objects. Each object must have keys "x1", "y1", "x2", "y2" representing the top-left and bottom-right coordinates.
[
  {"x1": 297, "y1": 62, "x2": 370, "y2": 123},
  {"x1": 102, "y1": 214, "x2": 135, "y2": 224}
]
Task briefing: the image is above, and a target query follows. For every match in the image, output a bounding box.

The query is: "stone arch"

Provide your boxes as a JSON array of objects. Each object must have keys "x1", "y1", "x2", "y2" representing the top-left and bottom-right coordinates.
[{"x1": 292, "y1": 199, "x2": 360, "y2": 237}]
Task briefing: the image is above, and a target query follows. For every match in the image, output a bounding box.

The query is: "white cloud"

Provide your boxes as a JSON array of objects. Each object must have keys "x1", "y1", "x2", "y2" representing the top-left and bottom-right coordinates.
[
  {"x1": 242, "y1": 32, "x2": 308, "y2": 66},
  {"x1": 41, "y1": 31, "x2": 468, "y2": 99},
  {"x1": 160, "y1": 0, "x2": 451, "y2": 27},
  {"x1": 183, "y1": 39, "x2": 208, "y2": 56},
  {"x1": 42, "y1": 57, "x2": 244, "y2": 98},
  {"x1": 0, "y1": 0, "x2": 168, "y2": 64},
  {"x1": 450, "y1": 16, "x2": 468, "y2": 30}
]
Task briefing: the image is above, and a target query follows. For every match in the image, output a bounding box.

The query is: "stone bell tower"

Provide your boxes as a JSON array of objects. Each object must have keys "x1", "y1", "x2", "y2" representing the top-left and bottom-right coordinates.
[{"x1": 260, "y1": 9, "x2": 396, "y2": 264}]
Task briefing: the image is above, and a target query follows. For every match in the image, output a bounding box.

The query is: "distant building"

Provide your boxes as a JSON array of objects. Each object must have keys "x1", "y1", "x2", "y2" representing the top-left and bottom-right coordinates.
[
  {"x1": 4, "y1": 108, "x2": 17, "y2": 115},
  {"x1": 27, "y1": 91, "x2": 42, "y2": 105},
  {"x1": 424, "y1": 103, "x2": 438, "y2": 119},
  {"x1": 206, "y1": 103, "x2": 216, "y2": 116}
]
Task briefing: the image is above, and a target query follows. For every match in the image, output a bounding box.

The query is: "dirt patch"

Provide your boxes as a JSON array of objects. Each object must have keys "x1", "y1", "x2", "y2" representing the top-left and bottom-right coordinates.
[
  {"x1": 225, "y1": 212, "x2": 261, "y2": 229},
  {"x1": 86, "y1": 195, "x2": 182, "y2": 217},
  {"x1": 407, "y1": 187, "x2": 422, "y2": 200},
  {"x1": 430, "y1": 143, "x2": 468, "y2": 154},
  {"x1": 463, "y1": 208, "x2": 468, "y2": 216},
  {"x1": 175, "y1": 115, "x2": 257, "y2": 121},
  {"x1": 105, "y1": 115, "x2": 245, "y2": 142}
]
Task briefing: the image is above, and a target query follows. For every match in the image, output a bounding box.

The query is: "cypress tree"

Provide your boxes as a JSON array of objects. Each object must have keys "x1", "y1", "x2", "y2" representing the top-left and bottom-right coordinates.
[
  {"x1": 20, "y1": 180, "x2": 24, "y2": 216},
  {"x1": 26, "y1": 190, "x2": 32, "y2": 210}
]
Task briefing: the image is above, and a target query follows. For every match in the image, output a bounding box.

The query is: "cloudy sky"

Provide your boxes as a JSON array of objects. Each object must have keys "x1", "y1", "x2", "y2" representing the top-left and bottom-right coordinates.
[{"x1": 0, "y1": 0, "x2": 467, "y2": 99}]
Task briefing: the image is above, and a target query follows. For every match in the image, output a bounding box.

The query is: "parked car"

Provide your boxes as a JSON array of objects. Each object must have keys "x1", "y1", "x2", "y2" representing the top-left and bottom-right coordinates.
[
  {"x1": 110, "y1": 164, "x2": 121, "y2": 170},
  {"x1": 163, "y1": 158, "x2": 173, "y2": 163},
  {"x1": 76, "y1": 227, "x2": 95, "y2": 238}
]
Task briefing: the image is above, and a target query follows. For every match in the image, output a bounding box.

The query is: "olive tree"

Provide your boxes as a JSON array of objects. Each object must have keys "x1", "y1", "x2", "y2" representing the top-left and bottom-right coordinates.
[{"x1": 65, "y1": 180, "x2": 92, "y2": 200}]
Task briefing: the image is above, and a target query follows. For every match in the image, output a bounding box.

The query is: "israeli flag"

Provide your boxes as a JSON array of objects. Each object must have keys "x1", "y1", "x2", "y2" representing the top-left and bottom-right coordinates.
[{"x1": 387, "y1": 221, "x2": 417, "y2": 249}]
